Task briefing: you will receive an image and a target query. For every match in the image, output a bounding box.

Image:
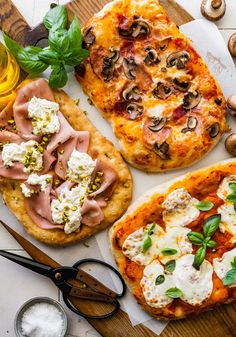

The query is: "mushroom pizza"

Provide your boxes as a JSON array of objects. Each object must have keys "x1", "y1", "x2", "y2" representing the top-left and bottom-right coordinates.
[
  {"x1": 110, "y1": 159, "x2": 236, "y2": 319},
  {"x1": 76, "y1": 0, "x2": 227, "y2": 172}
]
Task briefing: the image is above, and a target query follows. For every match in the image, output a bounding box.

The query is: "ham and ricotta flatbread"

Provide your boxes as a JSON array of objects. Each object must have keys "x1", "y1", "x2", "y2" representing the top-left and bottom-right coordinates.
[
  {"x1": 110, "y1": 159, "x2": 236, "y2": 319},
  {"x1": 76, "y1": 0, "x2": 227, "y2": 172},
  {"x1": 0, "y1": 78, "x2": 132, "y2": 245}
]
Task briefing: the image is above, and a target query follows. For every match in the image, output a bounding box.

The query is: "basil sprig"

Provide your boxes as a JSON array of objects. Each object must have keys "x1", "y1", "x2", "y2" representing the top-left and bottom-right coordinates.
[
  {"x1": 164, "y1": 260, "x2": 176, "y2": 273},
  {"x1": 161, "y1": 248, "x2": 178, "y2": 256},
  {"x1": 3, "y1": 5, "x2": 89, "y2": 88},
  {"x1": 141, "y1": 224, "x2": 156, "y2": 253},
  {"x1": 224, "y1": 257, "x2": 236, "y2": 286},
  {"x1": 187, "y1": 214, "x2": 221, "y2": 270},
  {"x1": 155, "y1": 275, "x2": 165, "y2": 285},
  {"x1": 196, "y1": 200, "x2": 214, "y2": 211},
  {"x1": 165, "y1": 287, "x2": 183, "y2": 299}
]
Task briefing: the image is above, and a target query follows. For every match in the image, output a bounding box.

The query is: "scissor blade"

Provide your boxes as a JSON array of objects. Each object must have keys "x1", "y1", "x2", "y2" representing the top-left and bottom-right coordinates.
[
  {"x1": 0, "y1": 220, "x2": 60, "y2": 268},
  {"x1": 0, "y1": 250, "x2": 52, "y2": 277}
]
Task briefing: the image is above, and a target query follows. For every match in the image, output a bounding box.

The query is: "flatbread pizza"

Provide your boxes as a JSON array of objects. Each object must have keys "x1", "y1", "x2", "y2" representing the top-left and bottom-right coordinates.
[
  {"x1": 110, "y1": 159, "x2": 236, "y2": 319},
  {"x1": 0, "y1": 78, "x2": 132, "y2": 245},
  {"x1": 76, "y1": 0, "x2": 227, "y2": 172}
]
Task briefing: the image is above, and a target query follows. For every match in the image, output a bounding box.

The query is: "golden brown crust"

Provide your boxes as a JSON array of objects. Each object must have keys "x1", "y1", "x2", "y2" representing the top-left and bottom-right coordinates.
[
  {"x1": 0, "y1": 84, "x2": 132, "y2": 246},
  {"x1": 109, "y1": 159, "x2": 236, "y2": 319},
  {"x1": 77, "y1": 0, "x2": 227, "y2": 172}
]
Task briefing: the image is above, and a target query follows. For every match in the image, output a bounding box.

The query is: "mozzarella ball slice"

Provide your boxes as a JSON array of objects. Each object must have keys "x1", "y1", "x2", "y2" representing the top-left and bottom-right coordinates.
[
  {"x1": 213, "y1": 247, "x2": 236, "y2": 286},
  {"x1": 217, "y1": 175, "x2": 236, "y2": 200},
  {"x1": 218, "y1": 202, "x2": 236, "y2": 242}
]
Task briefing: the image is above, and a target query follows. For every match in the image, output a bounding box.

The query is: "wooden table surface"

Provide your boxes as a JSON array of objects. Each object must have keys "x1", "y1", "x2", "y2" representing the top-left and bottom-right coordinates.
[{"x1": 0, "y1": 1, "x2": 236, "y2": 337}]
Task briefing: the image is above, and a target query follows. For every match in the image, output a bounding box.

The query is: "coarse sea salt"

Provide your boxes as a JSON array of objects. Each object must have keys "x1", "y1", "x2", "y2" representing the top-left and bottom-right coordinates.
[{"x1": 20, "y1": 302, "x2": 64, "y2": 337}]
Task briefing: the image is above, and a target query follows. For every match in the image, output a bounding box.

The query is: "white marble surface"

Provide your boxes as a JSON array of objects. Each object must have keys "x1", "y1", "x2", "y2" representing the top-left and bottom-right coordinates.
[{"x1": 0, "y1": 1, "x2": 236, "y2": 337}]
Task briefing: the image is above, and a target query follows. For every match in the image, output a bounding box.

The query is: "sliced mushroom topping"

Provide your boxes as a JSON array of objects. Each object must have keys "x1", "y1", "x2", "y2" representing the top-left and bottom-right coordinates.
[
  {"x1": 119, "y1": 19, "x2": 150, "y2": 39},
  {"x1": 215, "y1": 97, "x2": 222, "y2": 106},
  {"x1": 153, "y1": 141, "x2": 170, "y2": 160},
  {"x1": 148, "y1": 117, "x2": 167, "y2": 132},
  {"x1": 101, "y1": 48, "x2": 120, "y2": 82},
  {"x1": 166, "y1": 51, "x2": 190, "y2": 69},
  {"x1": 159, "y1": 38, "x2": 171, "y2": 51},
  {"x1": 122, "y1": 84, "x2": 141, "y2": 101},
  {"x1": 173, "y1": 78, "x2": 190, "y2": 92},
  {"x1": 123, "y1": 57, "x2": 137, "y2": 80},
  {"x1": 83, "y1": 27, "x2": 96, "y2": 48},
  {"x1": 144, "y1": 48, "x2": 161, "y2": 66},
  {"x1": 183, "y1": 91, "x2": 201, "y2": 110},
  {"x1": 127, "y1": 103, "x2": 143, "y2": 120},
  {"x1": 103, "y1": 48, "x2": 120, "y2": 65},
  {"x1": 181, "y1": 116, "x2": 198, "y2": 133},
  {"x1": 206, "y1": 122, "x2": 220, "y2": 138},
  {"x1": 153, "y1": 82, "x2": 172, "y2": 100}
]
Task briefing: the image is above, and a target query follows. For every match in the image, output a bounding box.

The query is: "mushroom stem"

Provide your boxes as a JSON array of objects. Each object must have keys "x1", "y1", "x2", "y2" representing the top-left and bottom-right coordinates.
[{"x1": 211, "y1": 0, "x2": 222, "y2": 9}]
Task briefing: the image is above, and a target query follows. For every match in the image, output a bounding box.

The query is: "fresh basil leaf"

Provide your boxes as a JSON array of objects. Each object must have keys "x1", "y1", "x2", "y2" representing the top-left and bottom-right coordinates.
[
  {"x1": 43, "y1": 5, "x2": 67, "y2": 31},
  {"x1": 17, "y1": 48, "x2": 48, "y2": 74},
  {"x1": 223, "y1": 268, "x2": 236, "y2": 286},
  {"x1": 38, "y1": 48, "x2": 62, "y2": 64},
  {"x1": 203, "y1": 214, "x2": 221, "y2": 238},
  {"x1": 164, "y1": 260, "x2": 176, "y2": 273},
  {"x1": 229, "y1": 182, "x2": 236, "y2": 192},
  {"x1": 226, "y1": 193, "x2": 236, "y2": 203},
  {"x1": 234, "y1": 203, "x2": 236, "y2": 212},
  {"x1": 231, "y1": 257, "x2": 236, "y2": 269},
  {"x1": 161, "y1": 248, "x2": 178, "y2": 256},
  {"x1": 187, "y1": 231, "x2": 204, "y2": 245},
  {"x1": 3, "y1": 33, "x2": 22, "y2": 56},
  {"x1": 49, "y1": 28, "x2": 69, "y2": 53},
  {"x1": 49, "y1": 63, "x2": 68, "y2": 88},
  {"x1": 206, "y1": 239, "x2": 217, "y2": 248},
  {"x1": 192, "y1": 245, "x2": 206, "y2": 270},
  {"x1": 165, "y1": 287, "x2": 183, "y2": 299},
  {"x1": 141, "y1": 235, "x2": 152, "y2": 253},
  {"x1": 196, "y1": 200, "x2": 214, "y2": 211},
  {"x1": 155, "y1": 274, "x2": 165, "y2": 285},
  {"x1": 63, "y1": 48, "x2": 89, "y2": 67},
  {"x1": 148, "y1": 223, "x2": 156, "y2": 236},
  {"x1": 68, "y1": 16, "x2": 82, "y2": 48}
]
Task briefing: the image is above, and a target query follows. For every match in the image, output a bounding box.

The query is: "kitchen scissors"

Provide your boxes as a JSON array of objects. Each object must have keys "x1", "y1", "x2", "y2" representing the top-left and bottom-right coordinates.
[{"x1": 0, "y1": 221, "x2": 126, "y2": 320}]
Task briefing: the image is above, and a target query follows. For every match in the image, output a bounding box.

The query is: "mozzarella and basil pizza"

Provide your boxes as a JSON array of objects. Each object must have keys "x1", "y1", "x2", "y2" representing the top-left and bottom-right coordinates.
[
  {"x1": 0, "y1": 78, "x2": 132, "y2": 245},
  {"x1": 75, "y1": 0, "x2": 227, "y2": 172},
  {"x1": 110, "y1": 159, "x2": 236, "y2": 319}
]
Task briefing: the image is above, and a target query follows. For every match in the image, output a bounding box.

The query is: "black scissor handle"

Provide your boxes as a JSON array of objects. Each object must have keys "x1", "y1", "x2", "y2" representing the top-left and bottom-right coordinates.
[
  {"x1": 63, "y1": 291, "x2": 120, "y2": 320},
  {"x1": 73, "y1": 258, "x2": 126, "y2": 298}
]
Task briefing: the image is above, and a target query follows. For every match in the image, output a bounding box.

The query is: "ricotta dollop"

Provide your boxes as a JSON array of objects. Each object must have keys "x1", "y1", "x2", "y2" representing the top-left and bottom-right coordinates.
[
  {"x1": 21, "y1": 173, "x2": 52, "y2": 197},
  {"x1": 67, "y1": 150, "x2": 96, "y2": 183}
]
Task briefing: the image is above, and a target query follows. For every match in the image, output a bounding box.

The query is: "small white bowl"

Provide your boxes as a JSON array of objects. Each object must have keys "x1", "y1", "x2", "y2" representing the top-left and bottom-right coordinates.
[{"x1": 14, "y1": 297, "x2": 68, "y2": 337}]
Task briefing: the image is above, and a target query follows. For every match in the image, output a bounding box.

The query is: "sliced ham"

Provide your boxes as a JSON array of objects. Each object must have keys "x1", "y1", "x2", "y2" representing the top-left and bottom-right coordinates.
[
  {"x1": 81, "y1": 198, "x2": 104, "y2": 227},
  {"x1": 13, "y1": 79, "x2": 54, "y2": 140},
  {"x1": 0, "y1": 130, "x2": 24, "y2": 144},
  {"x1": 54, "y1": 128, "x2": 90, "y2": 180},
  {"x1": 0, "y1": 160, "x2": 28, "y2": 180}
]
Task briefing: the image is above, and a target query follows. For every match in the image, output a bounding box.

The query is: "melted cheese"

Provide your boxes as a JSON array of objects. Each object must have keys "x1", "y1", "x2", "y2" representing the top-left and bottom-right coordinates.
[
  {"x1": 217, "y1": 202, "x2": 236, "y2": 242},
  {"x1": 122, "y1": 224, "x2": 165, "y2": 265},
  {"x1": 67, "y1": 150, "x2": 96, "y2": 183},
  {"x1": 217, "y1": 175, "x2": 236, "y2": 200},
  {"x1": 173, "y1": 254, "x2": 213, "y2": 306},
  {"x1": 159, "y1": 227, "x2": 192, "y2": 264},
  {"x1": 162, "y1": 188, "x2": 200, "y2": 227},
  {"x1": 213, "y1": 248, "x2": 236, "y2": 286},
  {"x1": 2, "y1": 140, "x2": 43, "y2": 173},
  {"x1": 28, "y1": 97, "x2": 60, "y2": 136},
  {"x1": 140, "y1": 260, "x2": 175, "y2": 308}
]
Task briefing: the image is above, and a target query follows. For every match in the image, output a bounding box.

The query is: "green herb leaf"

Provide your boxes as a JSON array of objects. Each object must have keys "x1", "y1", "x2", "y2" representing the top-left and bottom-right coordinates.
[
  {"x1": 155, "y1": 275, "x2": 165, "y2": 285},
  {"x1": 196, "y1": 200, "x2": 214, "y2": 211},
  {"x1": 17, "y1": 47, "x2": 48, "y2": 74},
  {"x1": 203, "y1": 214, "x2": 221, "y2": 238},
  {"x1": 148, "y1": 223, "x2": 156, "y2": 236},
  {"x1": 165, "y1": 287, "x2": 183, "y2": 299},
  {"x1": 229, "y1": 183, "x2": 236, "y2": 192},
  {"x1": 206, "y1": 239, "x2": 217, "y2": 248},
  {"x1": 161, "y1": 248, "x2": 178, "y2": 256},
  {"x1": 64, "y1": 48, "x2": 89, "y2": 67},
  {"x1": 231, "y1": 257, "x2": 236, "y2": 269},
  {"x1": 223, "y1": 268, "x2": 236, "y2": 286},
  {"x1": 49, "y1": 63, "x2": 68, "y2": 88},
  {"x1": 187, "y1": 231, "x2": 205, "y2": 245},
  {"x1": 49, "y1": 28, "x2": 70, "y2": 53},
  {"x1": 192, "y1": 245, "x2": 206, "y2": 270},
  {"x1": 141, "y1": 235, "x2": 152, "y2": 253},
  {"x1": 226, "y1": 193, "x2": 236, "y2": 203},
  {"x1": 43, "y1": 5, "x2": 67, "y2": 31},
  {"x1": 3, "y1": 33, "x2": 22, "y2": 55},
  {"x1": 164, "y1": 260, "x2": 176, "y2": 273},
  {"x1": 68, "y1": 16, "x2": 82, "y2": 48},
  {"x1": 38, "y1": 48, "x2": 62, "y2": 65}
]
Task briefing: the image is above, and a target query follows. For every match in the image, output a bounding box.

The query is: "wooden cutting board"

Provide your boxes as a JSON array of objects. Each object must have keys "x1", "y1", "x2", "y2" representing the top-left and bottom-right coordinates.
[{"x1": 0, "y1": 1, "x2": 235, "y2": 337}]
